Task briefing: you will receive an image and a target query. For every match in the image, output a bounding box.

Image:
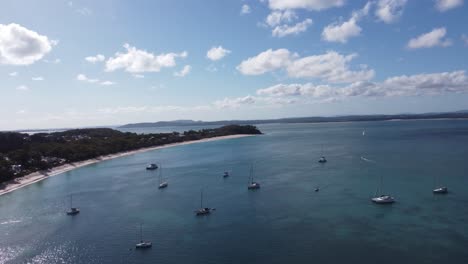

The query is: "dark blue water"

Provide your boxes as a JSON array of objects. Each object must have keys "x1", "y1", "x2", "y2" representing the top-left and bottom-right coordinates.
[{"x1": 1, "y1": 120, "x2": 468, "y2": 264}]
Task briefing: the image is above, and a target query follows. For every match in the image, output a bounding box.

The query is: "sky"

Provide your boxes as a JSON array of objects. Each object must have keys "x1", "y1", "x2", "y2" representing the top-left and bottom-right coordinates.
[{"x1": 1, "y1": 0, "x2": 468, "y2": 130}]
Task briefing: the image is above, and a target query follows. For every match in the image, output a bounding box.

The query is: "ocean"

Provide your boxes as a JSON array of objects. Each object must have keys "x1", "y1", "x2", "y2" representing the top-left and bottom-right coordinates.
[{"x1": 1, "y1": 120, "x2": 468, "y2": 264}]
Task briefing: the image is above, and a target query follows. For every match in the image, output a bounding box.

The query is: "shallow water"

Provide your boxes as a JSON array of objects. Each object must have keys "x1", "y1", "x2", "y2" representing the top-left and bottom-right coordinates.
[{"x1": 1, "y1": 120, "x2": 468, "y2": 264}]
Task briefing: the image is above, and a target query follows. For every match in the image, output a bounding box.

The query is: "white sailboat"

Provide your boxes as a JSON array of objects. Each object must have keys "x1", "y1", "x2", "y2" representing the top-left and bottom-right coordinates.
[
  {"x1": 371, "y1": 175, "x2": 395, "y2": 204},
  {"x1": 135, "y1": 224, "x2": 152, "y2": 249},
  {"x1": 318, "y1": 145, "x2": 327, "y2": 163},
  {"x1": 195, "y1": 189, "x2": 214, "y2": 215},
  {"x1": 158, "y1": 165, "x2": 168, "y2": 189},
  {"x1": 433, "y1": 174, "x2": 448, "y2": 194},
  {"x1": 223, "y1": 171, "x2": 230, "y2": 178},
  {"x1": 247, "y1": 165, "x2": 260, "y2": 190},
  {"x1": 66, "y1": 194, "x2": 80, "y2": 215}
]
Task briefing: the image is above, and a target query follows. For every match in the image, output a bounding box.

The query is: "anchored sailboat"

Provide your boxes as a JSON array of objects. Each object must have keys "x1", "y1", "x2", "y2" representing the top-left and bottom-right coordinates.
[
  {"x1": 66, "y1": 194, "x2": 80, "y2": 215},
  {"x1": 195, "y1": 189, "x2": 214, "y2": 216},
  {"x1": 433, "y1": 174, "x2": 448, "y2": 194},
  {"x1": 318, "y1": 145, "x2": 327, "y2": 163},
  {"x1": 247, "y1": 164, "x2": 260, "y2": 190},
  {"x1": 371, "y1": 174, "x2": 395, "y2": 204},
  {"x1": 135, "y1": 224, "x2": 152, "y2": 249},
  {"x1": 158, "y1": 165, "x2": 168, "y2": 189}
]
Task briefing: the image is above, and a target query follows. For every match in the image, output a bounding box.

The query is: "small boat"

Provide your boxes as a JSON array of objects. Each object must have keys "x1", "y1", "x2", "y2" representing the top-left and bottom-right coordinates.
[
  {"x1": 433, "y1": 174, "x2": 448, "y2": 194},
  {"x1": 223, "y1": 171, "x2": 229, "y2": 178},
  {"x1": 195, "y1": 190, "x2": 214, "y2": 216},
  {"x1": 318, "y1": 145, "x2": 327, "y2": 163},
  {"x1": 135, "y1": 224, "x2": 152, "y2": 249},
  {"x1": 315, "y1": 187, "x2": 320, "y2": 192},
  {"x1": 146, "y1": 163, "x2": 158, "y2": 170},
  {"x1": 247, "y1": 165, "x2": 260, "y2": 190},
  {"x1": 433, "y1": 187, "x2": 448, "y2": 194},
  {"x1": 66, "y1": 194, "x2": 80, "y2": 215},
  {"x1": 371, "y1": 175, "x2": 395, "y2": 204},
  {"x1": 362, "y1": 129, "x2": 366, "y2": 136},
  {"x1": 158, "y1": 165, "x2": 168, "y2": 189}
]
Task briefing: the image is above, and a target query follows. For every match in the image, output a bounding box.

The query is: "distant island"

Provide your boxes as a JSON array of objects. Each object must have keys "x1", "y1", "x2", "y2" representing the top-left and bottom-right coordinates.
[
  {"x1": 0, "y1": 125, "x2": 261, "y2": 184},
  {"x1": 119, "y1": 111, "x2": 468, "y2": 128}
]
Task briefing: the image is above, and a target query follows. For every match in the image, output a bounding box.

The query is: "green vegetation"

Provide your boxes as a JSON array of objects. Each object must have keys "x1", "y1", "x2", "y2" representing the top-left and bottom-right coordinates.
[{"x1": 0, "y1": 125, "x2": 261, "y2": 184}]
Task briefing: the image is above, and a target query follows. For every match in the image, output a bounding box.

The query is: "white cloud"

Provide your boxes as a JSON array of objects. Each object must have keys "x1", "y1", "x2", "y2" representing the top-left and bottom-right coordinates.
[
  {"x1": 268, "y1": 0, "x2": 345, "y2": 10},
  {"x1": 214, "y1": 95, "x2": 256, "y2": 108},
  {"x1": 236, "y1": 48, "x2": 292, "y2": 75},
  {"x1": 16, "y1": 109, "x2": 27, "y2": 114},
  {"x1": 16, "y1": 85, "x2": 29, "y2": 91},
  {"x1": 256, "y1": 71, "x2": 468, "y2": 102},
  {"x1": 76, "y1": 7, "x2": 92, "y2": 16},
  {"x1": 100, "y1": 81, "x2": 115, "y2": 86},
  {"x1": 375, "y1": 0, "x2": 407, "y2": 24},
  {"x1": 462, "y1": 34, "x2": 468, "y2": 46},
  {"x1": 407, "y1": 27, "x2": 452, "y2": 49},
  {"x1": 322, "y1": 2, "x2": 371, "y2": 43},
  {"x1": 288, "y1": 52, "x2": 374, "y2": 83},
  {"x1": 266, "y1": 10, "x2": 297, "y2": 27},
  {"x1": 132, "y1": 74, "x2": 145, "y2": 78},
  {"x1": 435, "y1": 0, "x2": 463, "y2": 11},
  {"x1": 241, "y1": 4, "x2": 251, "y2": 14},
  {"x1": 272, "y1": 18, "x2": 313, "y2": 37},
  {"x1": 32, "y1": 76, "x2": 44, "y2": 81},
  {"x1": 9, "y1": 72, "x2": 18, "y2": 77},
  {"x1": 85, "y1": 54, "x2": 105, "y2": 63},
  {"x1": 44, "y1": 58, "x2": 61, "y2": 64},
  {"x1": 206, "y1": 46, "x2": 231, "y2": 61},
  {"x1": 0, "y1": 23, "x2": 55, "y2": 65},
  {"x1": 237, "y1": 49, "x2": 373, "y2": 83},
  {"x1": 76, "y1": 73, "x2": 98, "y2": 83},
  {"x1": 174, "y1": 65, "x2": 192, "y2": 77},
  {"x1": 105, "y1": 43, "x2": 187, "y2": 73}
]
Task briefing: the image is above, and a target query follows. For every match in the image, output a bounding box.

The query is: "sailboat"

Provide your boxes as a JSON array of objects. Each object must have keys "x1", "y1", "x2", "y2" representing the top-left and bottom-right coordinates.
[
  {"x1": 223, "y1": 171, "x2": 229, "y2": 178},
  {"x1": 158, "y1": 165, "x2": 168, "y2": 189},
  {"x1": 371, "y1": 175, "x2": 395, "y2": 204},
  {"x1": 135, "y1": 224, "x2": 152, "y2": 249},
  {"x1": 318, "y1": 145, "x2": 327, "y2": 163},
  {"x1": 195, "y1": 190, "x2": 214, "y2": 215},
  {"x1": 247, "y1": 165, "x2": 260, "y2": 190},
  {"x1": 146, "y1": 163, "x2": 158, "y2": 170},
  {"x1": 66, "y1": 194, "x2": 80, "y2": 215},
  {"x1": 433, "y1": 174, "x2": 448, "y2": 194},
  {"x1": 362, "y1": 129, "x2": 366, "y2": 136}
]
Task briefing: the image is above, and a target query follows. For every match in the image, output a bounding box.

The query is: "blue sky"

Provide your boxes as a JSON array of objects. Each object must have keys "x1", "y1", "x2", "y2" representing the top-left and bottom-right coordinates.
[{"x1": 1, "y1": 0, "x2": 468, "y2": 130}]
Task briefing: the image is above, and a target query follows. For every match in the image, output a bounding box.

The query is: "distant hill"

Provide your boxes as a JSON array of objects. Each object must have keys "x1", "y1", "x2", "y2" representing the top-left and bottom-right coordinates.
[{"x1": 119, "y1": 111, "x2": 468, "y2": 128}]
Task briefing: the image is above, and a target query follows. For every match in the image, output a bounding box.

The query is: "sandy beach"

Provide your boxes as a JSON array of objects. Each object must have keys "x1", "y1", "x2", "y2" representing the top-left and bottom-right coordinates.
[{"x1": 0, "y1": 134, "x2": 254, "y2": 196}]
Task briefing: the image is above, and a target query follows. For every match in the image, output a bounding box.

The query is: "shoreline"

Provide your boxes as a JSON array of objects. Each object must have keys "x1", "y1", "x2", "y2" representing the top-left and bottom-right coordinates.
[{"x1": 0, "y1": 134, "x2": 254, "y2": 197}]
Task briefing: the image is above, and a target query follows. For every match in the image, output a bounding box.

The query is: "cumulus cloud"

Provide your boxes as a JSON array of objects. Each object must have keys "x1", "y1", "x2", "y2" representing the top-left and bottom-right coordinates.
[
  {"x1": 85, "y1": 54, "x2": 105, "y2": 63},
  {"x1": 174, "y1": 65, "x2": 192, "y2": 77},
  {"x1": 32, "y1": 76, "x2": 44, "y2": 81},
  {"x1": 214, "y1": 95, "x2": 256, "y2": 108},
  {"x1": 256, "y1": 71, "x2": 468, "y2": 102},
  {"x1": 272, "y1": 18, "x2": 313, "y2": 37},
  {"x1": 241, "y1": 4, "x2": 251, "y2": 14},
  {"x1": 132, "y1": 74, "x2": 144, "y2": 78},
  {"x1": 435, "y1": 0, "x2": 463, "y2": 11},
  {"x1": 237, "y1": 48, "x2": 292, "y2": 75},
  {"x1": 267, "y1": 0, "x2": 345, "y2": 10},
  {"x1": 105, "y1": 43, "x2": 187, "y2": 73},
  {"x1": 322, "y1": 2, "x2": 371, "y2": 43},
  {"x1": 462, "y1": 34, "x2": 468, "y2": 46},
  {"x1": 237, "y1": 49, "x2": 374, "y2": 83},
  {"x1": 206, "y1": 46, "x2": 231, "y2": 61},
  {"x1": 0, "y1": 23, "x2": 55, "y2": 65},
  {"x1": 44, "y1": 58, "x2": 61, "y2": 64},
  {"x1": 16, "y1": 85, "x2": 29, "y2": 91},
  {"x1": 407, "y1": 27, "x2": 452, "y2": 49},
  {"x1": 375, "y1": 0, "x2": 407, "y2": 24},
  {"x1": 76, "y1": 73, "x2": 115, "y2": 85},
  {"x1": 266, "y1": 10, "x2": 297, "y2": 27},
  {"x1": 9, "y1": 72, "x2": 18, "y2": 77}
]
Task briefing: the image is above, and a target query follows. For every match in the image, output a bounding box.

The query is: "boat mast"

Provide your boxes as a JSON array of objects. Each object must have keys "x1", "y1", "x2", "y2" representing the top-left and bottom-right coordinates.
[
  {"x1": 70, "y1": 194, "x2": 72, "y2": 208},
  {"x1": 200, "y1": 190, "x2": 203, "y2": 208},
  {"x1": 250, "y1": 164, "x2": 254, "y2": 183},
  {"x1": 140, "y1": 224, "x2": 143, "y2": 241}
]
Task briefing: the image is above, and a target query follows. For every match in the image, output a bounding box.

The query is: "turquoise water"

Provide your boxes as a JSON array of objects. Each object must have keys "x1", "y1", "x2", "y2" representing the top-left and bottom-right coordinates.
[{"x1": 1, "y1": 120, "x2": 468, "y2": 263}]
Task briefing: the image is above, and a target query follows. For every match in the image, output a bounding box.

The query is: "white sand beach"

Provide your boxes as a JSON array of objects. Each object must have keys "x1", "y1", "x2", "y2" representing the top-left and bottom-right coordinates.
[{"x1": 0, "y1": 134, "x2": 254, "y2": 196}]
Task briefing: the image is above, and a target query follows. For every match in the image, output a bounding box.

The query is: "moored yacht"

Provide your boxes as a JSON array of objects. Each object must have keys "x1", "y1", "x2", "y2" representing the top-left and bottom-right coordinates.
[
  {"x1": 371, "y1": 175, "x2": 395, "y2": 204},
  {"x1": 135, "y1": 224, "x2": 152, "y2": 249},
  {"x1": 146, "y1": 163, "x2": 158, "y2": 170},
  {"x1": 66, "y1": 194, "x2": 80, "y2": 215},
  {"x1": 158, "y1": 165, "x2": 168, "y2": 189},
  {"x1": 195, "y1": 190, "x2": 214, "y2": 216},
  {"x1": 247, "y1": 165, "x2": 260, "y2": 190},
  {"x1": 223, "y1": 171, "x2": 229, "y2": 178},
  {"x1": 433, "y1": 186, "x2": 448, "y2": 194}
]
